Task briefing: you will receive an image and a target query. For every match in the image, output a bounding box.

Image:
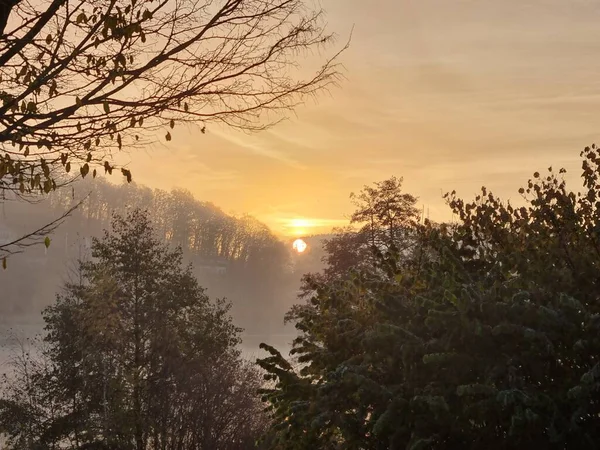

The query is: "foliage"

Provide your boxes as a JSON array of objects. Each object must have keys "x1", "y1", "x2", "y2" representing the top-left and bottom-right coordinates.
[
  {"x1": 350, "y1": 176, "x2": 420, "y2": 253},
  {"x1": 0, "y1": 209, "x2": 267, "y2": 449},
  {"x1": 258, "y1": 146, "x2": 600, "y2": 449},
  {"x1": 0, "y1": 0, "x2": 343, "y2": 255},
  {"x1": 299, "y1": 177, "x2": 420, "y2": 296}
]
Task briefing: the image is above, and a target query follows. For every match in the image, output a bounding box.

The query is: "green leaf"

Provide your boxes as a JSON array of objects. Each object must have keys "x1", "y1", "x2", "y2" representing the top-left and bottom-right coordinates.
[
  {"x1": 103, "y1": 101, "x2": 110, "y2": 114},
  {"x1": 44, "y1": 237, "x2": 51, "y2": 248},
  {"x1": 2, "y1": 257, "x2": 6, "y2": 270}
]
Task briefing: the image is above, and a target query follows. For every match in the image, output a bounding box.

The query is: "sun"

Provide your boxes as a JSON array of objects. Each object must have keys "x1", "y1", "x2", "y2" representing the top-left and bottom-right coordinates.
[{"x1": 292, "y1": 238, "x2": 308, "y2": 253}]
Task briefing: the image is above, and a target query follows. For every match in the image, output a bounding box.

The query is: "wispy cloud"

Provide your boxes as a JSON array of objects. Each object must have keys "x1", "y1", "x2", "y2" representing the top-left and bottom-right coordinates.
[{"x1": 210, "y1": 128, "x2": 306, "y2": 169}]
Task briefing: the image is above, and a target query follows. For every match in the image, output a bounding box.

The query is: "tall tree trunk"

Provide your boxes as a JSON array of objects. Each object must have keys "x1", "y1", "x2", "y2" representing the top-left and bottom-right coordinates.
[{"x1": 133, "y1": 293, "x2": 144, "y2": 450}]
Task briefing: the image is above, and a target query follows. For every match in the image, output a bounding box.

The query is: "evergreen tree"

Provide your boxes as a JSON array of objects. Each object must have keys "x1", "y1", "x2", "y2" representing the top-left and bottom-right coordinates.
[{"x1": 1, "y1": 209, "x2": 266, "y2": 449}]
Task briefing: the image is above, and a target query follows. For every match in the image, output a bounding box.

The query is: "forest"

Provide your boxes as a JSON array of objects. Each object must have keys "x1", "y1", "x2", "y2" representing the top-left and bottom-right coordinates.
[{"x1": 2, "y1": 0, "x2": 600, "y2": 448}]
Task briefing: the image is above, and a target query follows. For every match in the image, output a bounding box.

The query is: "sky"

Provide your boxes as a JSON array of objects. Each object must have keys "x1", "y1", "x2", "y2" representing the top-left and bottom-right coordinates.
[{"x1": 121, "y1": 0, "x2": 600, "y2": 237}]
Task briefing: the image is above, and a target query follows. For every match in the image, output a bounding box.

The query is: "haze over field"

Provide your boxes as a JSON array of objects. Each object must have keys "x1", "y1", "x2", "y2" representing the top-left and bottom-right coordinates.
[{"x1": 0, "y1": 182, "x2": 328, "y2": 360}]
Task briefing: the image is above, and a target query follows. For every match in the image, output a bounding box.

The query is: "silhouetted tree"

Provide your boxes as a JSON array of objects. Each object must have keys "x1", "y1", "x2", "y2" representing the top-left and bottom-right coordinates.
[
  {"x1": 298, "y1": 176, "x2": 419, "y2": 302},
  {"x1": 350, "y1": 176, "x2": 420, "y2": 252}
]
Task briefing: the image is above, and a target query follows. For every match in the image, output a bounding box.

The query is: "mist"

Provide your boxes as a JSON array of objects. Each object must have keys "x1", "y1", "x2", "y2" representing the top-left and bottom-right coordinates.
[{"x1": 0, "y1": 178, "x2": 327, "y2": 364}]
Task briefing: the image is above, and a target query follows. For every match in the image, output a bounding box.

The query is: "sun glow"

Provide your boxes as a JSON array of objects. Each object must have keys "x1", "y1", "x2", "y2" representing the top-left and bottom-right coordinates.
[
  {"x1": 292, "y1": 238, "x2": 308, "y2": 253},
  {"x1": 290, "y1": 218, "x2": 312, "y2": 228},
  {"x1": 288, "y1": 218, "x2": 314, "y2": 237}
]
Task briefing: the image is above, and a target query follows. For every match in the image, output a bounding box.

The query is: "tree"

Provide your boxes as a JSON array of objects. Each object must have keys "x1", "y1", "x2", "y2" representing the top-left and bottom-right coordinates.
[
  {"x1": 258, "y1": 146, "x2": 600, "y2": 449},
  {"x1": 330, "y1": 176, "x2": 419, "y2": 278},
  {"x1": 350, "y1": 176, "x2": 420, "y2": 253},
  {"x1": 0, "y1": 0, "x2": 344, "y2": 256},
  {"x1": 298, "y1": 176, "x2": 419, "y2": 302},
  {"x1": 0, "y1": 209, "x2": 267, "y2": 449}
]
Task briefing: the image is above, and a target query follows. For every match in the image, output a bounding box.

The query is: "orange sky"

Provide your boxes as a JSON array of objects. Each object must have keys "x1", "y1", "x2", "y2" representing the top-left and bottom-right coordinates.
[{"x1": 118, "y1": 0, "x2": 600, "y2": 237}]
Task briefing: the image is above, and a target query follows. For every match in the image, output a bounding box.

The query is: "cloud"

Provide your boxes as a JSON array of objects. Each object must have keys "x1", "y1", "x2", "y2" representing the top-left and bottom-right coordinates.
[{"x1": 210, "y1": 127, "x2": 306, "y2": 169}]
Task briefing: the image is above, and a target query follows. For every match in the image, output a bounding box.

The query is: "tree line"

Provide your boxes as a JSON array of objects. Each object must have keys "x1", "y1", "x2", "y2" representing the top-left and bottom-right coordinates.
[{"x1": 46, "y1": 177, "x2": 289, "y2": 268}]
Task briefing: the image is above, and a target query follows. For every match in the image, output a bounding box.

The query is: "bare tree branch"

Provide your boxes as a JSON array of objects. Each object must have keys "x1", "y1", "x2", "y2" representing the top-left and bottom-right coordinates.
[
  {"x1": 0, "y1": 0, "x2": 345, "y2": 256},
  {"x1": 0, "y1": 196, "x2": 85, "y2": 260}
]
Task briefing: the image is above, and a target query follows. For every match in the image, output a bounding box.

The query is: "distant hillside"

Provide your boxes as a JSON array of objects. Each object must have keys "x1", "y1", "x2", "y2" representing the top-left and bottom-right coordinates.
[{"x1": 0, "y1": 179, "x2": 320, "y2": 340}]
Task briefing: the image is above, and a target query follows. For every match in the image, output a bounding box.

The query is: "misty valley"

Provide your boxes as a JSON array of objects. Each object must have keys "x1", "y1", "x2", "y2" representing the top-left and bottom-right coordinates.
[
  {"x1": 3, "y1": 0, "x2": 600, "y2": 448},
  {"x1": 0, "y1": 178, "x2": 326, "y2": 359}
]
